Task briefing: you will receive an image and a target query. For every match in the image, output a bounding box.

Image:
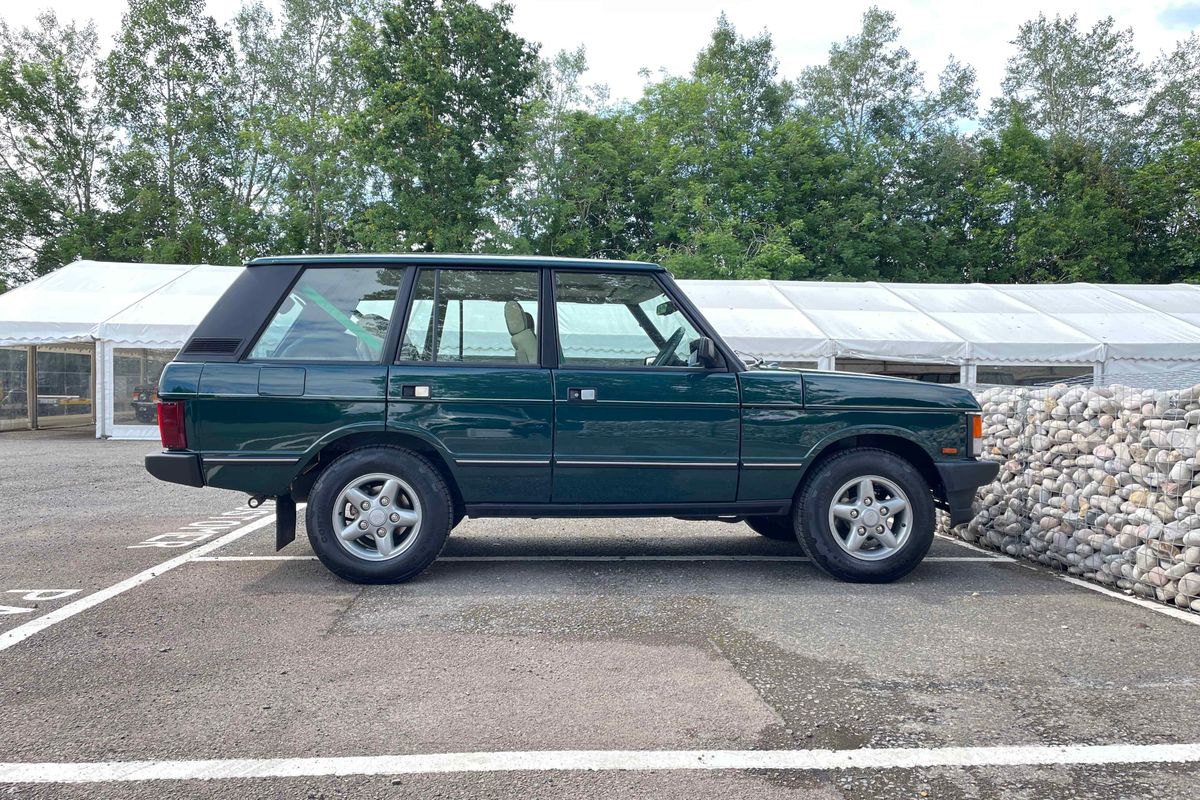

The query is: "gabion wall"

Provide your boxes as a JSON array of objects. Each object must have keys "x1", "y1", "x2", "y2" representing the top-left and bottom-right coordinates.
[{"x1": 959, "y1": 382, "x2": 1200, "y2": 613}]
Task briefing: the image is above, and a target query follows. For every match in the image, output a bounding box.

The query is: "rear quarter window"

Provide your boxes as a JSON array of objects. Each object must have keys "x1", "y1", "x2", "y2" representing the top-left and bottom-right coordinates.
[{"x1": 248, "y1": 267, "x2": 404, "y2": 361}]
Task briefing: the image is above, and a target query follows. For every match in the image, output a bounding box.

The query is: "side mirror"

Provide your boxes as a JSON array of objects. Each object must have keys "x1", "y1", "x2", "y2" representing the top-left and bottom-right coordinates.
[{"x1": 689, "y1": 336, "x2": 719, "y2": 368}]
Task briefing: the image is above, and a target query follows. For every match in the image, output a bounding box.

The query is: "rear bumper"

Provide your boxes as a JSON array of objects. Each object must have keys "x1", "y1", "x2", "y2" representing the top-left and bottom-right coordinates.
[
  {"x1": 145, "y1": 452, "x2": 205, "y2": 488},
  {"x1": 935, "y1": 459, "x2": 999, "y2": 527}
]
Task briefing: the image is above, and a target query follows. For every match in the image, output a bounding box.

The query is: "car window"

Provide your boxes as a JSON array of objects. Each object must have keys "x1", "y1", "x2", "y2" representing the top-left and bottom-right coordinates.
[
  {"x1": 248, "y1": 267, "x2": 402, "y2": 361},
  {"x1": 554, "y1": 272, "x2": 702, "y2": 368},
  {"x1": 401, "y1": 269, "x2": 541, "y2": 365}
]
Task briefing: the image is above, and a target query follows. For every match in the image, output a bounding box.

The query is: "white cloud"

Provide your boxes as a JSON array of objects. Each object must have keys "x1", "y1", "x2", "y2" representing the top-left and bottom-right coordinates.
[{"x1": 3, "y1": 0, "x2": 1196, "y2": 106}]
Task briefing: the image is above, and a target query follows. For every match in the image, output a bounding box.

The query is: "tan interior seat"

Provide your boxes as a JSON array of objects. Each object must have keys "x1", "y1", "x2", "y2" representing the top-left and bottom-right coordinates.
[{"x1": 504, "y1": 301, "x2": 538, "y2": 364}]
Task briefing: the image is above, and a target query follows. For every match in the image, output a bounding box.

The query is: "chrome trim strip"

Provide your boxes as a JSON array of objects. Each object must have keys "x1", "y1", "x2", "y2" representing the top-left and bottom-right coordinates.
[
  {"x1": 203, "y1": 457, "x2": 300, "y2": 465},
  {"x1": 805, "y1": 405, "x2": 957, "y2": 413},
  {"x1": 390, "y1": 397, "x2": 554, "y2": 404},
  {"x1": 742, "y1": 462, "x2": 807, "y2": 469},
  {"x1": 455, "y1": 459, "x2": 552, "y2": 466},
  {"x1": 555, "y1": 460, "x2": 738, "y2": 468},
  {"x1": 590, "y1": 400, "x2": 740, "y2": 408},
  {"x1": 742, "y1": 403, "x2": 805, "y2": 410}
]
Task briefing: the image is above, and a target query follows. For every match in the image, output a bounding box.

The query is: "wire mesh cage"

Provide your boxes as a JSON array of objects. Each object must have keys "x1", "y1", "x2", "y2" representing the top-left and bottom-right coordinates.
[{"x1": 954, "y1": 374, "x2": 1200, "y2": 613}]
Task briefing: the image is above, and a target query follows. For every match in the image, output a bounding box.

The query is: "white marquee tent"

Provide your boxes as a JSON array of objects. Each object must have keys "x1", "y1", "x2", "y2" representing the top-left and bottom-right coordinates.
[
  {"x1": 0, "y1": 261, "x2": 241, "y2": 439},
  {"x1": 2, "y1": 260, "x2": 1200, "y2": 440}
]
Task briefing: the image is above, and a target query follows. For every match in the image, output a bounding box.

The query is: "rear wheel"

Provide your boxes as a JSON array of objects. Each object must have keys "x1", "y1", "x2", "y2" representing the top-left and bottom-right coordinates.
[
  {"x1": 795, "y1": 448, "x2": 934, "y2": 583},
  {"x1": 306, "y1": 446, "x2": 452, "y2": 584},
  {"x1": 744, "y1": 515, "x2": 796, "y2": 542}
]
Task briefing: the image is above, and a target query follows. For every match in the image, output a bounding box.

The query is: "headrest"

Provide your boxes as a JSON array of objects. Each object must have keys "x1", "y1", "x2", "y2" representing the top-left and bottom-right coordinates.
[
  {"x1": 524, "y1": 312, "x2": 535, "y2": 331},
  {"x1": 504, "y1": 301, "x2": 528, "y2": 335}
]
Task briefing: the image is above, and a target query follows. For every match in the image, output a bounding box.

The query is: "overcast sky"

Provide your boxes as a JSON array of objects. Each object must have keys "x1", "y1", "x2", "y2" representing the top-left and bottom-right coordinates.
[{"x1": 4, "y1": 0, "x2": 1199, "y2": 105}]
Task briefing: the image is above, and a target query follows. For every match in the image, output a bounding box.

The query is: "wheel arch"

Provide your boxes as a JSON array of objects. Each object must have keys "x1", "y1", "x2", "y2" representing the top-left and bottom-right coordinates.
[
  {"x1": 798, "y1": 430, "x2": 946, "y2": 503},
  {"x1": 289, "y1": 429, "x2": 464, "y2": 520}
]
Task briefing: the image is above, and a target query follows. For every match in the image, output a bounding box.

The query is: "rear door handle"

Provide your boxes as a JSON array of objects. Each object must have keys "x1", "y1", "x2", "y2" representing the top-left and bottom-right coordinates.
[
  {"x1": 400, "y1": 384, "x2": 431, "y2": 399},
  {"x1": 567, "y1": 387, "x2": 596, "y2": 402}
]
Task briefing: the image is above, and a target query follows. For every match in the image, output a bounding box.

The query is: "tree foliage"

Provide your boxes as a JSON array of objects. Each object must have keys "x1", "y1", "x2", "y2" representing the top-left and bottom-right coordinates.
[{"x1": 0, "y1": 2, "x2": 1197, "y2": 291}]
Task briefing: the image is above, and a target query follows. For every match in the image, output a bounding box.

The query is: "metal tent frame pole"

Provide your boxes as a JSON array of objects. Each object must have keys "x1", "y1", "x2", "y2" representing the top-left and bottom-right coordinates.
[
  {"x1": 25, "y1": 345, "x2": 37, "y2": 430},
  {"x1": 94, "y1": 339, "x2": 114, "y2": 439}
]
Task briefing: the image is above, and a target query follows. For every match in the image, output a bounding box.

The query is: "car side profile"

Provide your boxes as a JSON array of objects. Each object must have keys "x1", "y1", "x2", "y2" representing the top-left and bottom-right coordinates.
[{"x1": 146, "y1": 255, "x2": 998, "y2": 584}]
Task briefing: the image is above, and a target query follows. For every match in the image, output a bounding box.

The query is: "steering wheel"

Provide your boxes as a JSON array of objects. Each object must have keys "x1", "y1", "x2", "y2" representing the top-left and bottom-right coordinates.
[{"x1": 652, "y1": 327, "x2": 686, "y2": 367}]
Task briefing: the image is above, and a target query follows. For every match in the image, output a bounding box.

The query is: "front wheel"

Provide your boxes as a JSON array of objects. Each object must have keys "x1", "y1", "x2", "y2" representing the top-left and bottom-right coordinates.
[
  {"x1": 794, "y1": 448, "x2": 934, "y2": 583},
  {"x1": 306, "y1": 446, "x2": 452, "y2": 584}
]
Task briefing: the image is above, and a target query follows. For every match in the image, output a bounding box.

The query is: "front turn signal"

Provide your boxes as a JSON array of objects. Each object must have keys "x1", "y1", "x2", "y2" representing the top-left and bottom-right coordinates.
[{"x1": 969, "y1": 413, "x2": 983, "y2": 457}]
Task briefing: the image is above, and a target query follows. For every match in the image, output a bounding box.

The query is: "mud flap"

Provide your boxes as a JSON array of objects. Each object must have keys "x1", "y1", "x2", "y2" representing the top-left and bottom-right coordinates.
[{"x1": 275, "y1": 495, "x2": 296, "y2": 551}]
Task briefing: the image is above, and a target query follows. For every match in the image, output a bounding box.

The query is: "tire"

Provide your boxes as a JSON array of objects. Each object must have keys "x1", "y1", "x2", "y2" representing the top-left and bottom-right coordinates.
[
  {"x1": 745, "y1": 515, "x2": 797, "y2": 542},
  {"x1": 306, "y1": 446, "x2": 452, "y2": 584},
  {"x1": 794, "y1": 448, "x2": 934, "y2": 583}
]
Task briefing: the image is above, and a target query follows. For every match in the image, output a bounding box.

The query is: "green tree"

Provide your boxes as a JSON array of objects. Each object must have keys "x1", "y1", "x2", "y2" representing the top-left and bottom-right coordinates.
[
  {"x1": 637, "y1": 16, "x2": 800, "y2": 278},
  {"x1": 351, "y1": 0, "x2": 539, "y2": 252},
  {"x1": 270, "y1": 0, "x2": 376, "y2": 254},
  {"x1": 994, "y1": 14, "x2": 1150, "y2": 152},
  {"x1": 103, "y1": 0, "x2": 232, "y2": 263},
  {"x1": 0, "y1": 13, "x2": 110, "y2": 289}
]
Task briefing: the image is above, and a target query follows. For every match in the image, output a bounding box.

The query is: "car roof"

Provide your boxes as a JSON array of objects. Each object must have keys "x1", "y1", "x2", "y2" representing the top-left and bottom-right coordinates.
[{"x1": 246, "y1": 253, "x2": 663, "y2": 271}]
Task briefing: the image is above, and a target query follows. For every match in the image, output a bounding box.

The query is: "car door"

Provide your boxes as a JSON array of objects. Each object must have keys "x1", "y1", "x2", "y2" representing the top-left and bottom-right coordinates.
[
  {"x1": 387, "y1": 266, "x2": 554, "y2": 503},
  {"x1": 191, "y1": 264, "x2": 401, "y2": 494},
  {"x1": 550, "y1": 269, "x2": 740, "y2": 505}
]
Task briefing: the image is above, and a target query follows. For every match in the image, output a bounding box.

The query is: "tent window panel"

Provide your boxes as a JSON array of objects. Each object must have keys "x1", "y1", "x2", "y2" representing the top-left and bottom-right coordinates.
[
  {"x1": 33, "y1": 345, "x2": 92, "y2": 422},
  {"x1": 836, "y1": 359, "x2": 961, "y2": 384},
  {"x1": 114, "y1": 349, "x2": 176, "y2": 425},
  {"x1": 976, "y1": 365, "x2": 1093, "y2": 386},
  {"x1": 0, "y1": 347, "x2": 29, "y2": 429}
]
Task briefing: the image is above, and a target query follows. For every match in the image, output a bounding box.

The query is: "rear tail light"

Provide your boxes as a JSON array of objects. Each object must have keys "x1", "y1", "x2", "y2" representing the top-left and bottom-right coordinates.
[
  {"x1": 157, "y1": 400, "x2": 187, "y2": 449},
  {"x1": 969, "y1": 413, "x2": 983, "y2": 457}
]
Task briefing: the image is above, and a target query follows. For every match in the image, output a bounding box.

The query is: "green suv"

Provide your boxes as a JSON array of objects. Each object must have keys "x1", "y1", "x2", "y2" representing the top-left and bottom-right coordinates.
[{"x1": 146, "y1": 255, "x2": 996, "y2": 584}]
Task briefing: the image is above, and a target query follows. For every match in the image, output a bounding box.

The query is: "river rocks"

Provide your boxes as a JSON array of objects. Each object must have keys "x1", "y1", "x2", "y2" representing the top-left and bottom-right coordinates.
[{"x1": 958, "y1": 382, "x2": 1200, "y2": 615}]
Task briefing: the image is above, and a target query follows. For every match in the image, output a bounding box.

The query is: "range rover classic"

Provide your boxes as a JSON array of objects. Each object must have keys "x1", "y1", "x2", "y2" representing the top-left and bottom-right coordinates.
[{"x1": 146, "y1": 255, "x2": 997, "y2": 584}]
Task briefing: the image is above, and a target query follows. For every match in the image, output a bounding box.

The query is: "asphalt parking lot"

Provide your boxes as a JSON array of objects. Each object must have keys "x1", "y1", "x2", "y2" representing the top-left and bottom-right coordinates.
[{"x1": 1, "y1": 429, "x2": 1198, "y2": 799}]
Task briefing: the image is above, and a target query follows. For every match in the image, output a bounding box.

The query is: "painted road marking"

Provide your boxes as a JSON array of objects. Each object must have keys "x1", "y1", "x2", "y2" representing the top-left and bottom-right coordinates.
[
  {"x1": 2, "y1": 743, "x2": 1199, "y2": 783},
  {"x1": 0, "y1": 589, "x2": 82, "y2": 617},
  {"x1": 0, "y1": 511, "x2": 277, "y2": 653},
  {"x1": 128, "y1": 507, "x2": 275, "y2": 549},
  {"x1": 190, "y1": 554, "x2": 1005, "y2": 564},
  {"x1": 937, "y1": 533, "x2": 1200, "y2": 627},
  {"x1": 1059, "y1": 575, "x2": 1200, "y2": 628}
]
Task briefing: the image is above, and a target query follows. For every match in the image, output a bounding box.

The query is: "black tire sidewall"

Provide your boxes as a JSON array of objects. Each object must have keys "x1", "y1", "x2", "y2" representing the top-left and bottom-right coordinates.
[
  {"x1": 745, "y1": 515, "x2": 797, "y2": 541},
  {"x1": 795, "y1": 449, "x2": 934, "y2": 583},
  {"x1": 306, "y1": 447, "x2": 451, "y2": 584}
]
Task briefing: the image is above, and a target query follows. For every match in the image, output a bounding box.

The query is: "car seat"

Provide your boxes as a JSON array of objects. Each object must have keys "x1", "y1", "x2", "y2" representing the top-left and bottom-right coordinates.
[{"x1": 504, "y1": 301, "x2": 538, "y2": 364}]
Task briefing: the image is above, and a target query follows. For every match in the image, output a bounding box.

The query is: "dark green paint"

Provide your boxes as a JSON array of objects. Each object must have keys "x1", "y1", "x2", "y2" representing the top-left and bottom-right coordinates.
[
  {"x1": 551, "y1": 369, "x2": 740, "y2": 503},
  {"x1": 387, "y1": 366, "x2": 553, "y2": 502},
  {"x1": 154, "y1": 261, "x2": 986, "y2": 511},
  {"x1": 802, "y1": 370, "x2": 978, "y2": 410}
]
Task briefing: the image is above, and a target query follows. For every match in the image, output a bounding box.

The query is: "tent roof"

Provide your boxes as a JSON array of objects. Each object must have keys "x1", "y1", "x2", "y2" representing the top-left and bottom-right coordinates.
[
  {"x1": 685, "y1": 280, "x2": 1200, "y2": 365},
  {"x1": 2, "y1": 261, "x2": 1200, "y2": 367},
  {"x1": 0, "y1": 260, "x2": 242, "y2": 348},
  {"x1": 94, "y1": 264, "x2": 244, "y2": 348}
]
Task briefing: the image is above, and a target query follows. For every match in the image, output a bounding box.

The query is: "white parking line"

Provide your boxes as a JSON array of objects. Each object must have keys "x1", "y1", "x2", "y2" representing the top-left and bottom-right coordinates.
[
  {"x1": 937, "y1": 533, "x2": 1200, "y2": 627},
  {"x1": 2, "y1": 742, "x2": 1199, "y2": 784},
  {"x1": 0, "y1": 512, "x2": 277, "y2": 653},
  {"x1": 190, "y1": 555, "x2": 1004, "y2": 564},
  {"x1": 1059, "y1": 576, "x2": 1200, "y2": 627}
]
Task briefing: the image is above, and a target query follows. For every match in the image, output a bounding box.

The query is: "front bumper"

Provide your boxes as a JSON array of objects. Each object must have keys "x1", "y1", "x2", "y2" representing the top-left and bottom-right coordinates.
[
  {"x1": 145, "y1": 452, "x2": 205, "y2": 488},
  {"x1": 935, "y1": 459, "x2": 999, "y2": 527}
]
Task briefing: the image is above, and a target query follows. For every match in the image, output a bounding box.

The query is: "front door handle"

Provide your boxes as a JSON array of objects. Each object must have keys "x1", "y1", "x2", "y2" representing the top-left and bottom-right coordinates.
[{"x1": 567, "y1": 387, "x2": 596, "y2": 402}]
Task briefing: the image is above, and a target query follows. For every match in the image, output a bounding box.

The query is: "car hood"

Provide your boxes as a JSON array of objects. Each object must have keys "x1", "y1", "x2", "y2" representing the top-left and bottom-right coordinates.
[{"x1": 739, "y1": 367, "x2": 980, "y2": 411}]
